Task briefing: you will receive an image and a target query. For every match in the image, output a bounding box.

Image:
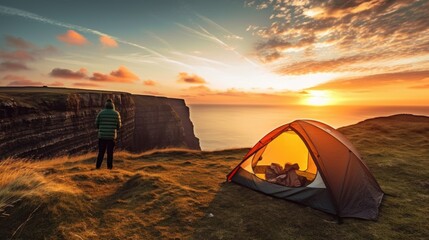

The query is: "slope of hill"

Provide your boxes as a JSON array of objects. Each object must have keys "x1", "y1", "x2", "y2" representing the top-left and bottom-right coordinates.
[{"x1": 0, "y1": 114, "x2": 428, "y2": 239}]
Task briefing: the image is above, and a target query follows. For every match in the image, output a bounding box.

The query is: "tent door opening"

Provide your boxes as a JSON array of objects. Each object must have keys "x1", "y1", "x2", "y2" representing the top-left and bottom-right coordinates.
[{"x1": 241, "y1": 130, "x2": 318, "y2": 187}]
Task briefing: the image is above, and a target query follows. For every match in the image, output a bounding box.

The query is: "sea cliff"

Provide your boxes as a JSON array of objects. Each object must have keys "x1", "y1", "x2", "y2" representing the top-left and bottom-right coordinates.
[{"x1": 0, "y1": 87, "x2": 200, "y2": 159}]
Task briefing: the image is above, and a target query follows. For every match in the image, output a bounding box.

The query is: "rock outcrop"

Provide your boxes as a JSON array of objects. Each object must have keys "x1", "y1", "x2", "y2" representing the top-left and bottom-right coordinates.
[
  {"x1": 0, "y1": 87, "x2": 200, "y2": 159},
  {"x1": 132, "y1": 95, "x2": 200, "y2": 152}
]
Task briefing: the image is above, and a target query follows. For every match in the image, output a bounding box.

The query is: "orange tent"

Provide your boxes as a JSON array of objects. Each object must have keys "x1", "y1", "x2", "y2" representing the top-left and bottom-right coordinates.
[{"x1": 227, "y1": 120, "x2": 383, "y2": 220}]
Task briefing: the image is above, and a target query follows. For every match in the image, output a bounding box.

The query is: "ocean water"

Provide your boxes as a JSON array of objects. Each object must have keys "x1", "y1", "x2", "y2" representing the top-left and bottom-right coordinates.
[{"x1": 189, "y1": 105, "x2": 429, "y2": 151}]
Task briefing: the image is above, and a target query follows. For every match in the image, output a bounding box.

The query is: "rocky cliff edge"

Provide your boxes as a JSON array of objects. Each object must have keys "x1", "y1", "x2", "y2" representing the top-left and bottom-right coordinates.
[{"x1": 0, "y1": 87, "x2": 200, "y2": 159}]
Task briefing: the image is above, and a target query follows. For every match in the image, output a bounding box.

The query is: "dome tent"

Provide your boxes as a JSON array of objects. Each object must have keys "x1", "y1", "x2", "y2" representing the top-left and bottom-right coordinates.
[{"x1": 227, "y1": 120, "x2": 384, "y2": 220}]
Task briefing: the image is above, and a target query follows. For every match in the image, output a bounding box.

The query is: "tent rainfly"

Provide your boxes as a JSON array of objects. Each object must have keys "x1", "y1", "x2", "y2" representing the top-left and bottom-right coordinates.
[{"x1": 227, "y1": 120, "x2": 384, "y2": 220}]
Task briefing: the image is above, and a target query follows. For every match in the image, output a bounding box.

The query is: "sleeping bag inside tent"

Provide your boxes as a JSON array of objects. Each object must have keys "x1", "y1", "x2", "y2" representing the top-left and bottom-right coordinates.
[{"x1": 227, "y1": 120, "x2": 384, "y2": 220}]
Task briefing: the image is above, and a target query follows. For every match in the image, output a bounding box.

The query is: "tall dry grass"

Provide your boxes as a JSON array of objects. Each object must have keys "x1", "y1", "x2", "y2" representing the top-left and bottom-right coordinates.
[{"x1": 0, "y1": 159, "x2": 46, "y2": 216}]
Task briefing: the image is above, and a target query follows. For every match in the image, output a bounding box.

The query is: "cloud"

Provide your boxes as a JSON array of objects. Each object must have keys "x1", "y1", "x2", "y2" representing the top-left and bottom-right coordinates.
[
  {"x1": 143, "y1": 80, "x2": 156, "y2": 86},
  {"x1": 184, "y1": 85, "x2": 212, "y2": 95},
  {"x1": 277, "y1": 55, "x2": 369, "y2": 75},
  {"x1": 196, "y1": 13, "x2": 243, "y2": 40},
  {"x1": 5, "y1": 35, "x2": 34, "y2": 49},
  {"x1": 90, "y1": 66, "x2": 139, "y2": 83},
  {"x1": 3, "y1": 75, "x2": 43, "y2": 86},
  {"x1": 409, "y1": 83, "x2": 429, "y2": 89},
  {"x1": 50, "y1": 81, "x2": 64, "y2": 86},
  {"x1": 89, "y1": 72, "x2": 110, "y2": 81},
  {"x1": 180, "y1": 85, "x2": 302, "y2": 105},
  {"x1": 73, "y1": 82, "x2": 101, "y2": 87},
  {"x1": 0, "y1": 5, "x2": 184, "y2": 65},
  {"x1": 110, "y1": 66, "x2": 139, "y2": 80},
  {"x1": 0, "y1": 61, "x2": 30, "y2": 71},
  {"x1": 100, "y1": 35, "x2": 118, "y2": 47},
  {"x1": 0, "y1": 36, "x2": 57, "y2": 65},
  {"x1": 177, "y1": 72, "x2": 207, "y2": 84},
  {"x1": 182, "y1": 85, "x2": 251, "y2": 97},
  {"x1": 47, "y1": 66, "x2": 138, "y2": 83},
  {"x1": 49, "y1": 68, "x2": 87, "y2": 79},
  {"x1": 176, "y1": 22, "x2": 258, "y2": 67},
  {"x1": 0, "y1": 50, "x2": 36, "y2": 61},
  {"x1": 256, "y1": 36, "x2": 317, "y2": 63},
  {"x1": 310, "y1": 70, "x2": 429, "y2": 90},
  {"x1": 57, "y1": 30, "x2": 89, "y2": 46},
  {"x1": 142, "y1": 90, "x2": 161, "y2": 95},
  {"x1": 248, "y1": 0, "x2": 429, "y2": 74}
]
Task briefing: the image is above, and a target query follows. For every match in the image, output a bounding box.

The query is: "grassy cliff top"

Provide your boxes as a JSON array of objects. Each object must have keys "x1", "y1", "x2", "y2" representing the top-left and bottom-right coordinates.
[
  {"x1": 0, "y1": 114, "x2": 428, "y2": 239},
  {"x1": 0, "y1": 87, "x2": 184, "y2": 109}
]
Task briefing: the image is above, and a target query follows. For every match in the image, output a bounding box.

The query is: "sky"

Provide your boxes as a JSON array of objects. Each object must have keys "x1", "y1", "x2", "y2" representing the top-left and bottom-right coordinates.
[{"x1": 0, "y1": 0, "x2": 428, "y2": 106}]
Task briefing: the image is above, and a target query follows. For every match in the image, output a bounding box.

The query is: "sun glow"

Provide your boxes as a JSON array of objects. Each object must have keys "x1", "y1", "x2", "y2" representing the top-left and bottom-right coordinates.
[{"x1": 305, "y1": 90, "x2": 333, "y2": 106}]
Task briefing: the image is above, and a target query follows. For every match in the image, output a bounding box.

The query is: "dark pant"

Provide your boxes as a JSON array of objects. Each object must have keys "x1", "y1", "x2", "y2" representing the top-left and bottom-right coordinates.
[{"x1": 96, "y1": 139, "x2": 115, "y2": 169}]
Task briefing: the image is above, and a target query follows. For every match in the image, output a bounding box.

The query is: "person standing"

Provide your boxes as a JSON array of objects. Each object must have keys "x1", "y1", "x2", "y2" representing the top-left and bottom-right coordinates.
[{"x1": 95, "y1": 99, "x2": 122, "y2": 169}]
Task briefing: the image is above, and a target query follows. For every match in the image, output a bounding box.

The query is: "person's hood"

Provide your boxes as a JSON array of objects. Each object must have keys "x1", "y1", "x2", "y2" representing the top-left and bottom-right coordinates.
[{"x1": 105, "y1": 100, "x2": 115, "y2": 109}]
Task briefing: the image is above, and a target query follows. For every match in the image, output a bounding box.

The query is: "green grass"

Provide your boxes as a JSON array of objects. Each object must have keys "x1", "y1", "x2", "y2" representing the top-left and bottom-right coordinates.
[{"x1": 0, "y1": 115, "x2": 428, "y2": 239}]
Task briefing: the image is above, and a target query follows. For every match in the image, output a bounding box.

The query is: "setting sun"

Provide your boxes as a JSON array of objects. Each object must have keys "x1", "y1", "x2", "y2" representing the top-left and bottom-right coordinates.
[{"x1": 305, "y1": 90, "x2": 333, "y2": 106}]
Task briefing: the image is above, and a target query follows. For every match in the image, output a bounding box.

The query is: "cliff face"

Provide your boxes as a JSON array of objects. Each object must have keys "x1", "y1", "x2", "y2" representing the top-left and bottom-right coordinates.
[
  {"x1": 132, "y1": 96, "x2": 200, "y2": 152},
  {"x1": 0, "y1": 87, "x2": 200, "y2": 159}
]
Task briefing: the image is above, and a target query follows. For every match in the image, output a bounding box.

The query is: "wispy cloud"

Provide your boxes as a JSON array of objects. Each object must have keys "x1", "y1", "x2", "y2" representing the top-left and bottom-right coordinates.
[
  {"x1": 195, "y1": 13, "x2": 243, "y2": 40},
  {"x1": 176, "y1": 22, "x2": 258, "y2": 67},
  {"x1": 170, "y1": 51, "x2": 228, "y2": 67},
  {"x1": 147, "y1": 32, "x2": 172, "y2": 49},
  {"x1": 0, "y1": 5, "x2": 186, "y2": 66}
]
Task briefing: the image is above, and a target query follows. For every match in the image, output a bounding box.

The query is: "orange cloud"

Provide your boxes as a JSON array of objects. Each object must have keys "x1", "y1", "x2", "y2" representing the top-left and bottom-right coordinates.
[
  {"x1": 90, "y1": 66, "x2": 139, "y2": 83},
  {"x1": 110, "y1": 66, "x2": 139, "y2": 80},
  {"x1": 409, "y1": 83, "x2": 429, "y2": 89},
  {"x1": 5, "y1": 35, "x2": 35, "y2": 49},
  {"x1": 177, "y1": 72, "x2": 206, "y2": 84},
  {"x1": 100, "y1": 35, "x2": 118, "y2": 47},
  {"x1": 310, "y1": 70, "x2": 429, "y2": 90},
  {"x1": 250, "y1": 0, "x2": 429, "y2": 77},
  {"x1": 74, "y1": 82, "x2": 101, "y2": 87},
  {"x1": 0, "y1": 36, "x2": 57, "y2": 65},
  {"x1": 49, "y1": 68, "x2": 87, "y2": 79},
  {"x1": 57, "y1": 30, "x2": 88, "y2": 46},
  {"x1": 0, "y1": 61, "x2": 30, "y2": 71},
  {"x1": 143, "y1": 80, "x2": 156, "y2": 86},
  {"x1": 3, "y1": 75, "x2": 43, "y2": 86},
  {"x1": 142, "y1": 90, "x2": 161, "y2": 95},
  {"x1": 184, "y1": 85, "x2": 212, "y2": 95},
  {"x1": 89, "y1": 72, "x2": 111, "y2": 81},
  {"x1": 180, "y1": 85, "x2": 301, "y2": 105},
  {"x1": 0, "y1": 50, "x2": 36, "y2": 62},
  {"x1": 50, "y1": 81, "x2": 64, "y2": 86}
]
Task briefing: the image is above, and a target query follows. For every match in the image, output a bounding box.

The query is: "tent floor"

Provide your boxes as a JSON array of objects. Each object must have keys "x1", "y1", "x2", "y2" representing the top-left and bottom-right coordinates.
[{"x1": 253, "y1": 165, "x2": 316, "y2": 184}]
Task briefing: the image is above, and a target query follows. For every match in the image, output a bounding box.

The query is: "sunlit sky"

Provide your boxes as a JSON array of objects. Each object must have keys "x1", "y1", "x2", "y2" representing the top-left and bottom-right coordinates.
[{"x1": 0, "y1": 0, "x2": 428, "y2": 106}]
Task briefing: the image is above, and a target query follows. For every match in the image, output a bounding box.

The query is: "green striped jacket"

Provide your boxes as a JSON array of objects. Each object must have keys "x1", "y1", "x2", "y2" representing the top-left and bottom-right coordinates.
[{"x1": 95, "y1": 103, "x2": 122, "y2": 140}]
